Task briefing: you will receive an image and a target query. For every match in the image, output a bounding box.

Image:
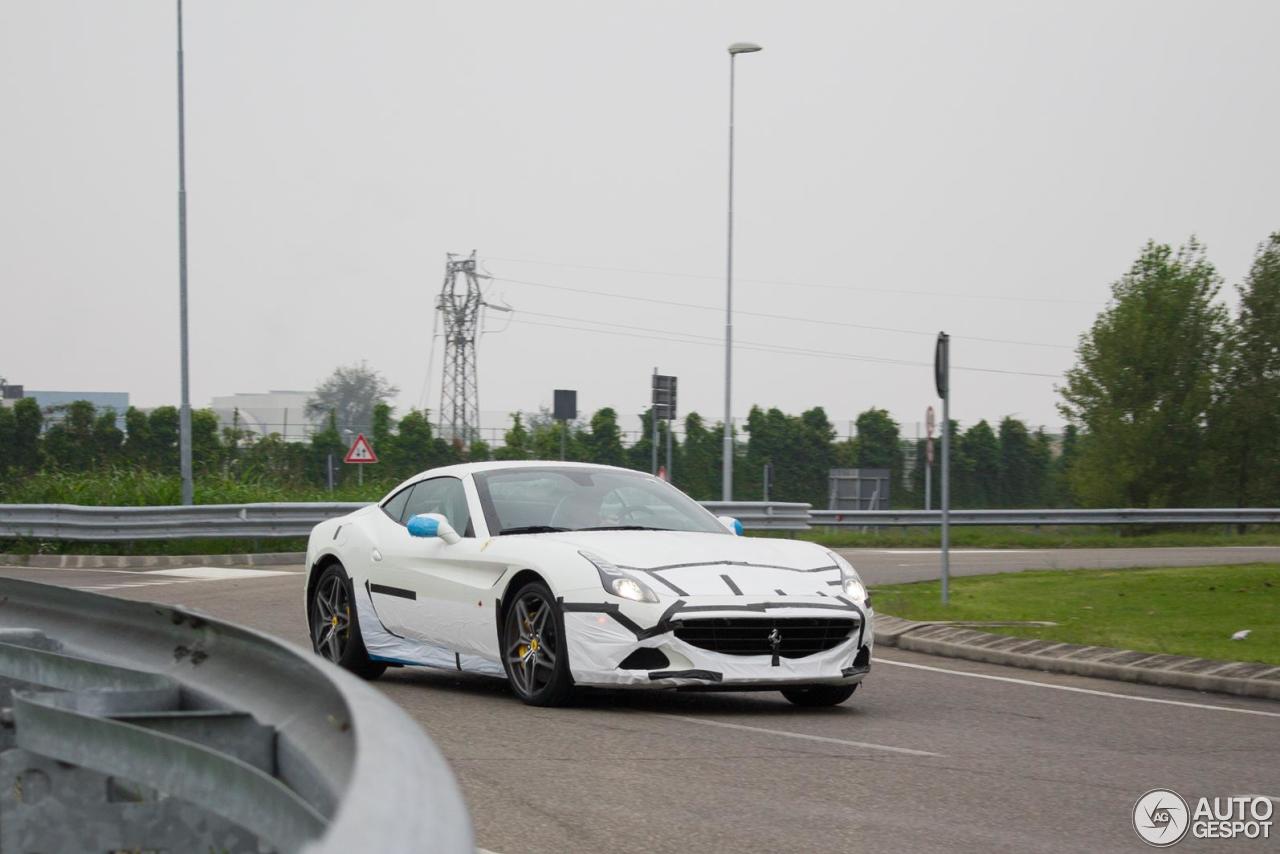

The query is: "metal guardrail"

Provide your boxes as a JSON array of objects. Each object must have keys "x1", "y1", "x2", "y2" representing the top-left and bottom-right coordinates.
[
  {"x1": 1, "y1": 502, "x2": 1279, "y2": 541},
  {"x1": 0, "y1": 502, "x2": 368, "y2": 541},
  {"x1": 701, "y1": 501, "x2": 813, "y2": 531},
  {"x1": 0, "y1": 576, "x2": 472, "y2": 853},
  {"x1": 808, "y1": 508, "x2": 1280, "y2": 527}
]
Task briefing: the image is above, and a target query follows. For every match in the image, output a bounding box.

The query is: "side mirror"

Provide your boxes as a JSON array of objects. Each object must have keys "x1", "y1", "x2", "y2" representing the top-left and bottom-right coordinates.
[
  {"x1": 717, "y1": 515, "x2": 744, "y2": 536},
  {"x1": 407, "y1": 513, "x2": 461, "y2": 545}
]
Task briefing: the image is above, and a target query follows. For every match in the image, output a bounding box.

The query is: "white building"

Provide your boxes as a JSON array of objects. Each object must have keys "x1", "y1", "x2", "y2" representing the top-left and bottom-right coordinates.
[{"x1": 209, "y1": 390, "x2": 313, "y2": 442}]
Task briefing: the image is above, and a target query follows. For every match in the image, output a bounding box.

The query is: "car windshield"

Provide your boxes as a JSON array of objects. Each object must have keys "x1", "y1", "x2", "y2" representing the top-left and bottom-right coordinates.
[{"x1": 472, "y1": 467, "x2": 728, "y2": 535}]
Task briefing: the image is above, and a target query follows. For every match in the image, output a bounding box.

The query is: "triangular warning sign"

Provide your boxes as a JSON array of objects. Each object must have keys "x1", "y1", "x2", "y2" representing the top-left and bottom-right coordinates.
[{"x1": 344, "y1": 433, "x2": 378, "y2": 464}]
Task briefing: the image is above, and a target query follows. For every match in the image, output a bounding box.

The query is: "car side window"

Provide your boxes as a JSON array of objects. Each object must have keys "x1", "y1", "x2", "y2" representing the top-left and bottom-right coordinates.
[
  {"x1": 400, "y1": 477, "x2": 473, "y2": 537},
  {"x1": 381, "y1": 485, "x2": 413, "y2": 523}
]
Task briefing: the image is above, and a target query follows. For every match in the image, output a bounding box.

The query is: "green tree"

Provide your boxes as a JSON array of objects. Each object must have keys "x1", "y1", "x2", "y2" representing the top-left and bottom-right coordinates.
[
  {"x1": 677, "y1": 413, "x2": 719, "y2": 500},
  {"x1": 390, "y1": 409, "x2": 456, "y2": 477},
  {"x1": 122, "y1": 406, "x2": 152, "y2": 468},
  {"x1": 147, "y1": 406, "x2": 181, "y2": 473},
  {"x1": 996, "y1": 417, "x2": 1039, "y2": 507},
  {"x1": 0, "y1": 405, "x2": 14, "y2": 474},
  {"x1": 1059, "y1": 239, "x2": 1228, "y2": 507},
  {"x1": 43, "y1": 401, "x2": 97, "y2": 471},
  {"x1": 191, "y1": 409, "x2": 223, "y2": 475},
  {"x1": 1212, "y1": 233, "x2": 1280, "y2": 505},
  {"x1": 956, "y1": 420, "x2": 999, "y2": 507},
  {"x1": 492, "y1": 413, "x2": 533, "y2": 461},
  {"x1": 309, "y1": 411, "x2": 346, "y2": 487},
  {"x1": 11, "y1": 398, "x2": 42, "y2": 474},
  {"x1": 306, "y1": 362, "x2": 399, "y2": 436},
  {"x1": 1048, "y1": 424, "x2": 1080, "y2": 507},
  {"x1": 92, "y1": 408, "x2": 124, "y2": 467},
  {"x1": 584, "y1": 407, "x2": 627, "y2": 467},
  {"x1": 742, "y1": 406, "x2": 835, "y2": 506}
]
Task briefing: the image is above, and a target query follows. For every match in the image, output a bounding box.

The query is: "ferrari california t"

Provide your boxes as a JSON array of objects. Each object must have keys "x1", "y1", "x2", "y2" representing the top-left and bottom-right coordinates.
[{"x1": 304, "y1": 461, "x2": 873, "y2": 706}]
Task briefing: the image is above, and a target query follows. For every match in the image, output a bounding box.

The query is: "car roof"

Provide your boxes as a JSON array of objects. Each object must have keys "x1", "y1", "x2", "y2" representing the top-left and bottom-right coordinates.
[{"x1": 382, "y1": 460, "x2": 649, "y2": 500}]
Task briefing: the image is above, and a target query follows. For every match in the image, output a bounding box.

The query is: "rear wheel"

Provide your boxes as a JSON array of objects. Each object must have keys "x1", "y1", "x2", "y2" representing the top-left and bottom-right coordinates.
[
  {"x1": 501, "y1": 582, "x2": 573, "y2": 706},
  {"x1": 781, "y1": 683, "x2": 857, "y2": 707},
  {"x1": 311, "y1": 563, "x2": 386, "y2": 680}
]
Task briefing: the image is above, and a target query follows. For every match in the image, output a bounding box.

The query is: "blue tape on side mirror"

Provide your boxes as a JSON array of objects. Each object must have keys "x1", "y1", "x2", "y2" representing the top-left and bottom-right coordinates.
[
  {"x1": 407, "y1": 515, "x2": 440, "y2": 538},
  {"x1": 732, "y1": 518, "x2": 744, "y2": 536}
]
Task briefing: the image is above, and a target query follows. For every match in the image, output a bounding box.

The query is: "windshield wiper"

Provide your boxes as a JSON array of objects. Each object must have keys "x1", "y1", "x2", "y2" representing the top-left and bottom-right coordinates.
[
  {"x1": 497, "y1": 525, "x2": 571, "y2": 535},
  {"x1": 576, "y1": 525, "x2": 672, "y2": 532}
]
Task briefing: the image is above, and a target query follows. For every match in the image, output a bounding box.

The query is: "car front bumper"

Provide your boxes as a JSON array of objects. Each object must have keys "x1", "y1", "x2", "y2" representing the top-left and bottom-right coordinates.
[{"x1": 560, "y1": 594, "x2": 874, "y2": 689}]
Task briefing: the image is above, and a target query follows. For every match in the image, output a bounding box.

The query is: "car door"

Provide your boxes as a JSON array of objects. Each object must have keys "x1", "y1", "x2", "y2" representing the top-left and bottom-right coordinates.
[{"x1": 369, "y1": 476, "x2": 507, "y2": 657}]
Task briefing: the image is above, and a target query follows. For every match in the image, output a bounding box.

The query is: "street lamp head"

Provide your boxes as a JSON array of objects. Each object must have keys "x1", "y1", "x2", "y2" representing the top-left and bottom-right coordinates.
[{"x1": 728, "y1": 42, "x2": 763, "y2": 55}]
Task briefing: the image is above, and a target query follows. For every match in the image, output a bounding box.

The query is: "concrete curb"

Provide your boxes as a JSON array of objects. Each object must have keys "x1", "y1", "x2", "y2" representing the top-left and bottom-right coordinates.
[
  {"x1": 0, "y1": 552, "x2": 307, "y2": 570},
  {"x1": 874, "y1": 615, "x2": 1280, "y2": 701}
]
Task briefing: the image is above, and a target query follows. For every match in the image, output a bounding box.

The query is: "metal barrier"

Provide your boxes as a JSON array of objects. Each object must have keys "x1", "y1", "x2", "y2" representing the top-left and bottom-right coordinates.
[
  {"x1": 2, "y1": 501, "x2": 1279, "y2": 541},
  {"x1": 0, "y1": 502, "x2": 367, "y2": 541},
  {"x1": 701, "y1": 501, "x2": 813, "y2": 531},
  {"x1": 808, "y1": 508, "x2": 1280, "y2": 527},
  {"x1": 0, "y1": 577, "x2": 472, "y2": 853}
]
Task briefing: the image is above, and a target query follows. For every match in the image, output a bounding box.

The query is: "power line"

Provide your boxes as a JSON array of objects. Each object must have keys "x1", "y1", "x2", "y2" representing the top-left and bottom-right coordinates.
[
  {"x1": 487, "y1": 255, "x2": 1098, "y2": 307},
  {"x1": 504, "y1": 314, "x2": 1063, "y2": 379},
  {"x1": 489, "y1": 275, "x2": 1073, "y2": 351}
]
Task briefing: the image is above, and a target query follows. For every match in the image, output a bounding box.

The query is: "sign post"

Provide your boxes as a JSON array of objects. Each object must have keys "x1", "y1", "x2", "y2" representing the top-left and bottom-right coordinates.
[
  {"x1": 344, "y1": 433, "x2": 378, "y2": 487},
  {"x1": 925, "y1": 406, "x2": 935, "y2": 511},
  {"x1": 553, "y1": 390, "x2": 577, "y2": 461},
  {"x1": 934, "y1": 333, "x2": 951, "y2": 605},
  {"x1": 652, "y1": 372, "x2": 677, "y2": 481}
]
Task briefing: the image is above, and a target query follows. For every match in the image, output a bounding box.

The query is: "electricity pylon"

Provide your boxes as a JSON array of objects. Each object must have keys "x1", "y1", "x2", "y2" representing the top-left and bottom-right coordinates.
[{"x1": 436, "y1": 251, "x2": 508, "y2": 447}]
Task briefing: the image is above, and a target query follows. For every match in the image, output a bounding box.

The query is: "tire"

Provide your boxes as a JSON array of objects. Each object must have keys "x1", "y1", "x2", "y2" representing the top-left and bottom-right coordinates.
[
  {"x1": 310, "y1": 562, "x2": 386, "y2": 680},
  {"x1": 501, "y1": 580, "x2": 574, "y2": 706},
  {"x1": 781, "y1": 683, "x2": 857, "y2": 707}
]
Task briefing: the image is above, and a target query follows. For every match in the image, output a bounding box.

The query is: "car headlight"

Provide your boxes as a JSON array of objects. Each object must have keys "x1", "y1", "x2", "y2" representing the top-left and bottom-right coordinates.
[
  {"x1": 842, "y1": 576, "x2": 868, "y2": 603},
  {"x1": 828, "y1": 551, "x2": 869, "y2": 605},
  {"x1": 580, "y1": 551, "x2": 659, "y2": 603}
]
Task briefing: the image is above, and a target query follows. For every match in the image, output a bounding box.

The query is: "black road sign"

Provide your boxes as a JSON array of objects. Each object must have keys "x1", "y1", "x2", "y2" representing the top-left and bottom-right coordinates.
[
  {"x1": 553, "y1": 389, "x2": 577, "y2": 422},
  {"x1": 934, "y1": 333, "x2": 949, "y2": 398},
  {"x1": 652, "y1": 375, "x2": 677, "y2": 421}
]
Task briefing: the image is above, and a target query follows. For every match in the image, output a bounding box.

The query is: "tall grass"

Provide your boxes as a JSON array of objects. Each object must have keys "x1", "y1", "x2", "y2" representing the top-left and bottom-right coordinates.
[{"x1": 0, "y1": 469, "x2": 389, "y2": 506}]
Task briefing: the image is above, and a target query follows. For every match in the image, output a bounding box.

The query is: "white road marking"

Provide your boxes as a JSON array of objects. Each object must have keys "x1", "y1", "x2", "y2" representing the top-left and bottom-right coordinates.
[
  {"x1": 876, "y1": 657, "x2": 1280, "y2": 718},
  {"x1": 649, "y1": 712, "x2": 942, "y2": 757},
  {"x1": 862, "y1": 549, "x2": 1037, "y2": 555},
  {"x1": 72, "y1": 567, "x2": 296, "y2": 591},
  {"x1": 143, "y1": 567, "x2": 293, "y2": 580}
]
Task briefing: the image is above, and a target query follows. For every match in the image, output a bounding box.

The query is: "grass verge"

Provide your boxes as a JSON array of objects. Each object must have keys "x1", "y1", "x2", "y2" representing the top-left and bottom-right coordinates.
[
  {"x1": 871, "y1": 563, "x2": 1280, "y2": 666},
  {"x1": 796, "y1": 525, "x2": 1280, "y2": 550}
]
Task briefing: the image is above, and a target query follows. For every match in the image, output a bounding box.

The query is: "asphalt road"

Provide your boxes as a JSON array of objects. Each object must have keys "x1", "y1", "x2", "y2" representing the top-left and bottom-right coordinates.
[
  {"x1": 1, "y1": 555, "x2": 1276, "y2": 853},
  {"x1": 837, "y1": 545, "x2": 1280, "y2": 584}
]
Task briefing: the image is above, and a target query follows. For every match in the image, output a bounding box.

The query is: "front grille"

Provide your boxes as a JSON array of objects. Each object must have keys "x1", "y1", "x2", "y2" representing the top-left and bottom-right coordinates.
[{"x1": 672, "y1": 617, "x2": 857, "y2": 659}]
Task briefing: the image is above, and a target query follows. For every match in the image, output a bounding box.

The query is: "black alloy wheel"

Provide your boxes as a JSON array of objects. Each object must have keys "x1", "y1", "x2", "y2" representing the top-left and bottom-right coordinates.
[
  {"x1": 310, "y1": 563, "x2": 386, "y2": 680},
  {"x1": 502, "y1": 582, "x2": 573, "y2": 706}
]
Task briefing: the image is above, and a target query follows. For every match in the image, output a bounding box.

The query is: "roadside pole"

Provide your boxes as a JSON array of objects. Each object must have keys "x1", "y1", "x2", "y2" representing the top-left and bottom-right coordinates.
[
  {"x1": 553, "y1": 390, "x2": 577, "y2": 462},
  {"x1": 925, "y1": 405, "x2": 935, "y2": 511},
  {"x1": 175, "y1": 0, "x2": 194, "y2": 506},
  {"x1": 651, "y1": 368, "x2": 659, "y2": 476},
  {"x1": 935, "y1": 333, "x2": 951, "y2": 605},
  {"x1": 665, "y1": 421, "x2": 673, "y2": 483}
]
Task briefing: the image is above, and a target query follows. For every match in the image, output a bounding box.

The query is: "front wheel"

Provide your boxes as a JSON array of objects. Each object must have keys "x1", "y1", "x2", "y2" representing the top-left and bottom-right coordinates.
[
  {"x1": 501, "y1": 582, "x2": 574, "y2": 706},
  {"x1": 310, "y1": 563, "x2": 386, "y2": 680},
  {"x1": 781, "y1": 683, "x2": 857, "y2": 707}
]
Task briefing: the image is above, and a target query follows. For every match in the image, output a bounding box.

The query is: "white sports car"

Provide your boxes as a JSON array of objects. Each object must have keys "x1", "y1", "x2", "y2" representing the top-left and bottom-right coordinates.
[{"x1": 304, "y1": 461, "x2": 873, "y2": 706}]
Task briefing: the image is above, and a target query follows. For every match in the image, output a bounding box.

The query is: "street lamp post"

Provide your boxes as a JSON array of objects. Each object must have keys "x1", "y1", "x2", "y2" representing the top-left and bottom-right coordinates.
[
  {"x1": 723, "y1": 41, "x2": 762, "y2": 502},
  {"x1": 176, "y1": 0, "x2": 194, "y2": 505}
]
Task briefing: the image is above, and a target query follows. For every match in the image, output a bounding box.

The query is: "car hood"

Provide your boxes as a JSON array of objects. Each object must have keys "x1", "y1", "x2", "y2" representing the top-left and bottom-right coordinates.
[{"x1": 532, "y1": 530, "x2": 844, "y2": 597}]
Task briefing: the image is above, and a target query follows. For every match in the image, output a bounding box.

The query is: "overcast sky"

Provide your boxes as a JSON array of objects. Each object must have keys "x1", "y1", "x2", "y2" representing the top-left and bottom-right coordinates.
[{"x1": 2, "y1": 1, "x2": 1277, "y2": 439}]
